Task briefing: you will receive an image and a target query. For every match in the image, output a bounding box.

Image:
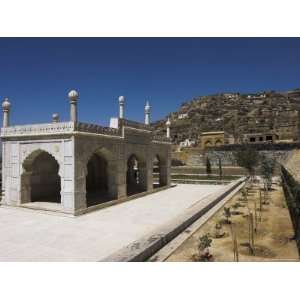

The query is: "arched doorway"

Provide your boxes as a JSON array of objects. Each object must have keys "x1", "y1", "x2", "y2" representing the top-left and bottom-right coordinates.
[
  {"x1": 86, "y1": 153, "x2": 109, "y2": 207},
  {"x1": 153, "y1": 155, "x2": 162, "y2": 188},
  {"x1": 126, "y1": 154, "x2": 147, "y2": 196},
  {"x1": 22, "y1": 150, "x2": 61, "y2": 203}
]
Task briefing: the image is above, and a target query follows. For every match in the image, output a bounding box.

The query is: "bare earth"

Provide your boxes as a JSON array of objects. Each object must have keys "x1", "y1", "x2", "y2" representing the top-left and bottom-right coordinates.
[{"x1": 167, "y1": 183, "x2": 299, "y2": 262}]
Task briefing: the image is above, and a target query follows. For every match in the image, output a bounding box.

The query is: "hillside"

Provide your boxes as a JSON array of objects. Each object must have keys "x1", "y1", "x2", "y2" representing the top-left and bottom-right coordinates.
[{"x1": 153, "y1": 88, "x2": 300, "y2": 144}]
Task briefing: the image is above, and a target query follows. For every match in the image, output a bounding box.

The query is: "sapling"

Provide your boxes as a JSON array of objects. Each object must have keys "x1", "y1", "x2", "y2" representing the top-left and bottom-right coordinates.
[
  {"x1": 206, "y1": 157, "x2": 212, "y2": 178},
  {"x1": 218, "y1": 157, "x2": 223, "y2": 180},
  {"x1": 223, "y1": 207, "x2": 231, "y2": 224},
  {"x1": 197, "y1": 234, "x2": 213, "y2": 261},
  {"x1": 230, "y1": 223, "x2": 239, "y2": 262},
  {"x1": 254, "y1": 201, "x2": 257, "y2": 232},
  {"x1": 248, "y1": 212, "x2": 255, "y2": 255},
  {"x1": 214, "y1": 222, "x2": 225, "y2": 238}
]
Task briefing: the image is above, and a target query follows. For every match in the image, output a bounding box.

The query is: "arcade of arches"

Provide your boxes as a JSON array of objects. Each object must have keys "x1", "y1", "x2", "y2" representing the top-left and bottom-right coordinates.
[{"x1": 20, "y1": 149, "x2": 169, "y2": 208}]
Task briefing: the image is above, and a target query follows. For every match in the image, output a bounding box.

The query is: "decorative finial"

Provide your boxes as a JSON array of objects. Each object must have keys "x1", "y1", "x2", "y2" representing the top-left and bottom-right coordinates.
[
  {"x1": 166, "y1": 117, "x2": 171, "y2": 126},
  {"x1": 166, "y1": 117, "x2": 171, "y2": 138},
  {"x1": 119, "y1": 95, "x2": 125, "y2": 104},
  {"x1": 2, "y1": 97, "x2": 11, "y2": 110},
  {"x1": 52, "y1": 113, "x2": 59, "y2": 123},
  {"x1": 145, "y1": 101, "x2": 151, "y2": 125},
  {"x1": 119, "y1": 95, "x2": 125, "y2": 119},
  {"x1": 68, "y1": 90, "x2": 79, "y2": 101},
  {"x1": 2, "y1": 97, "x2": 11, "y2": 127},
  {"x1": 68, "y1": 90, "x2": 79, "y2": 122}
]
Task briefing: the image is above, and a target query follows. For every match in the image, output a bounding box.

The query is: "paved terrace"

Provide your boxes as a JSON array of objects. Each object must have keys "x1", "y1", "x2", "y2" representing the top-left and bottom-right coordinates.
[{"x1": 0, "y1": 184, "x2": 225, "y2": 261}]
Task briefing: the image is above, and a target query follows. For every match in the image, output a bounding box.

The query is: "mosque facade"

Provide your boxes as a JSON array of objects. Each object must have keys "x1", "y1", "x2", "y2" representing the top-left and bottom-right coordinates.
[{"x1": 1, "y1": 91, "x2": 172, "y2": 215}]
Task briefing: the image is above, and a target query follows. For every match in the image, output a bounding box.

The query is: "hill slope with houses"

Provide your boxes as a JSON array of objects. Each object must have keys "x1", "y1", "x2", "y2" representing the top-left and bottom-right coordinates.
[{"x1": 153, "y1": 88, "x2": 300, "y2": 146}]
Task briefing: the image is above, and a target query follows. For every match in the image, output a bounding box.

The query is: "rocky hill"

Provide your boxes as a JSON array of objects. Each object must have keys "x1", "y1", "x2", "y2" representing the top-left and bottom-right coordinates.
[{"x1": 153, "y1": 88, "x2": 300, "y2": 144}]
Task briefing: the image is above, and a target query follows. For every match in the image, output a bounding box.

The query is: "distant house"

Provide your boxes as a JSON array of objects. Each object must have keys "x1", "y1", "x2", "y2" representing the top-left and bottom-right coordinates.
[
  {"x1": 179, "y1": 138, "x2": 196, "y2": 148},
  {"x1": 247, "y1": 93, "x2": 266, "y2": 99},
  {"x1": 200, "y1": 131, "x2": 225, "y2": 150},
  {"x1": 223, "y1": 93, "x2": 239, "y2": 99},
  {"x1": 242, "y1": 132, "x2": 278, "y2": 144},
  {"x1": 178, "y1": 113, "x2": 189, "y2": 120}
]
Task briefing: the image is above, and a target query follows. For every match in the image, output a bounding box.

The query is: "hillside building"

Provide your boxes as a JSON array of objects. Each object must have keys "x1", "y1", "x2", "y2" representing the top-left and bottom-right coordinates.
[{"x1": 200, "y1": 131, "x2": 225, "y2": 149}]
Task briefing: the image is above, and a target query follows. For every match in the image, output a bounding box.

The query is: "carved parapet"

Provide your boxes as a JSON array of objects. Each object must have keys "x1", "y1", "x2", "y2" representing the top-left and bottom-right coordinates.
[
  {"x1": 120, "y1": 119, "x2": 152, "y2": 131},
  {"x1": 0, "y1": 122, "x2": 75, "y2": 138},
  {"x1": 75, "y1": 122, "x2": 121, "y2": 136},
  {"x1": 0, "y1": 120, "x2": 168, "y2": 141},
  {"x1": 152, "y1": 135, "x2": 172, "y2": 143},
  {"x1": 0, "y1": 121, "x2": 121, "y2": 138}
]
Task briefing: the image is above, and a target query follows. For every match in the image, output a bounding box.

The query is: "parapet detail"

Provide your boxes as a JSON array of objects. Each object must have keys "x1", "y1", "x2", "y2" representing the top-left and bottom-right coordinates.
[
  {"x1": 0, "y1": 122, "x2": 75, "y2": 137},
  {"x1": 153, "y1": 135, "x2": 171, "y2": 143},
  {"x1": 0, "y1": 120, "x2": 171, "y2": 144},
  {"x1": 75, "y1": 122, "x2": 120, "y2": 136},
  {"x1": 120, "y1": 119, "x2": 152, "y2": 131},
  {"x1": 0, "y1": 121, "x2": 121, "y2": 138}
]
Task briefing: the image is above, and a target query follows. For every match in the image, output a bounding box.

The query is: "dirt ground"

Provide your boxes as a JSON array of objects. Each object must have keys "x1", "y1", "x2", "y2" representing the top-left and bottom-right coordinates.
[{"x1": 167, "y1": 181, "x2": 299, "y2": 262}]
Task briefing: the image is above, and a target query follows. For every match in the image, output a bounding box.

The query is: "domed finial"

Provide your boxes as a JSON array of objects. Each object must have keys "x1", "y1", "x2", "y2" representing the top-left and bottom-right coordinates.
[
  {"x1": 2, "y1": 97, "x2": 11, "y2": 127},
  {"x1": 119, "y1": 95, "x2": 125, "y2": 104},
  {"x1": 2, "y1": 97, "x2": 11, "y2": 110},
  {"x1": 68, "y1": 90, "x2": 79, "y2": 122},
  {"x1": 166, "y1": 118, "x2": 171, "y2": 138},
  {"x1": 119, "y1": 96, "x2": 125, "y2": 119},
  {"x1": 52, "y1": 113, "x2": 59, "y2": 123},
  {"x1": 166, "y1": 117, "x2": 171, "y2": 126},
  {"x1": 68, "y1": 90, "x2": 79, "y2": 101}
]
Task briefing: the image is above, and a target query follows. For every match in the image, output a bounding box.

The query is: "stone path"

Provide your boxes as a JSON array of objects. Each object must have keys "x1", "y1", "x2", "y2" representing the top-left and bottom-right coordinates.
[{"x1": 0, "y1": 184, "x2": 224, "y2": 261}]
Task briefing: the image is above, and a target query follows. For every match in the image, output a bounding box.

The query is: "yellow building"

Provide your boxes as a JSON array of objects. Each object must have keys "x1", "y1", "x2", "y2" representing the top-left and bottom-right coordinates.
[{"x1": 200, "y1": 131, "x2": 225, "y2": 150}]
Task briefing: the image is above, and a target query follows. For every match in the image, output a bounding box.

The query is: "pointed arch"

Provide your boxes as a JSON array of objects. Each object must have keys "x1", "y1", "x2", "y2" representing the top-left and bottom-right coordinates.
[
  {"x1": 215, "y1": 139, "x2": 223, "y2": 146},
  {"x1": 21, "y1": 149, "x2": 61, "y2": 204},
  {"x1": 126, "y1": 153, "x2": 147, "y2": 196},
  {"x1": 84, "y1": 146, "x2": 116, "y2": 207},
  {"x1": 205, "y1": 140, "x2": 212, "y2": 148}
]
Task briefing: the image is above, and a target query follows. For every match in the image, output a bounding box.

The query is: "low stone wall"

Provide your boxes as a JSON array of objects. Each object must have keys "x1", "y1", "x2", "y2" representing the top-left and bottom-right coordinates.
[
  {"x1": 171, "y1": 166, "x2": 247, "y2": 176},
  {"x1": 171, "y1": 146, "x2": 289, "y2": 171},
  {"x1": 281, "y1": 165, "x2": 300, "y2": 253},
  {"x1": 205, "y1": 149, "x2": 287, "y2": 168},
  {"x1": 212, "y1": 142, "x2": 300, "y2": 152}
]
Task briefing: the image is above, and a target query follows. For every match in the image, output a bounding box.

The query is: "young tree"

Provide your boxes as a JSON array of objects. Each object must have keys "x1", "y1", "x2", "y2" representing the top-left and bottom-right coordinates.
[
  {"x1": 234, "y1": 146, "x2": 261, "y2": 178},
  {"x1": 218, "y1": 156, "x2": 223, "y2": 179},
  {"x1": 198, "y1": 234, "x2": 213, "y2": 261},
  {"x1": 260, "y1": 155, "x2": 276, "y2": 190},
  {"x1": 206, "y1": 157, "x2": 212, "y2": 177},
  {"x1": 223, "y1": 207, "x2": 231, "y2": 224}
]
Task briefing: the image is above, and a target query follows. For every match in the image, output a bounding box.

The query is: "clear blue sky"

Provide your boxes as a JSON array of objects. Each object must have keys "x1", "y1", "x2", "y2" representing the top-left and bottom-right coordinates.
[{"x1": 0, "y1": 38, "x2": 300, "y2": 126}]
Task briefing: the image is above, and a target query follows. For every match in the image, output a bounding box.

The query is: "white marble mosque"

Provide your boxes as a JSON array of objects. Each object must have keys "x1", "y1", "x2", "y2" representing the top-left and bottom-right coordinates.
[{"x1": 0, "y1": 91, "x2": 172, "y2": 215}]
